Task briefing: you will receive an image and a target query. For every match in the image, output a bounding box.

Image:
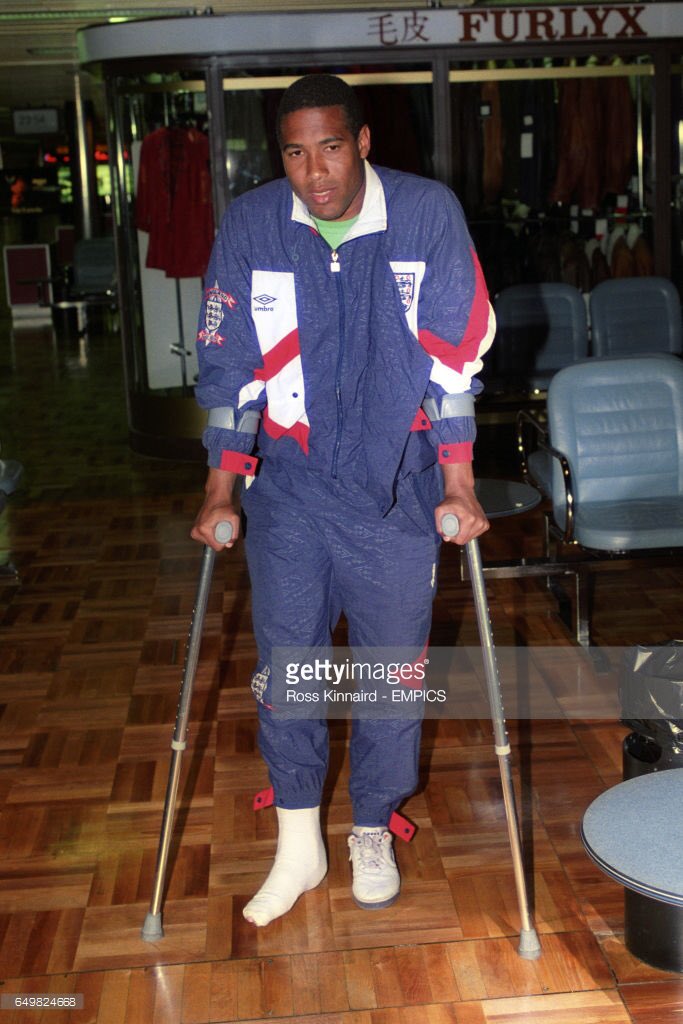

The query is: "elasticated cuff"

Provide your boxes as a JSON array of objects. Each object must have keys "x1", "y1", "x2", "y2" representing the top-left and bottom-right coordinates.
[
  {"x1": 219, "y1": 449, "x2": 259, "y2": 475},
  {"x1": 438, "y1": 442, "x2": 473, "y2": 464}
]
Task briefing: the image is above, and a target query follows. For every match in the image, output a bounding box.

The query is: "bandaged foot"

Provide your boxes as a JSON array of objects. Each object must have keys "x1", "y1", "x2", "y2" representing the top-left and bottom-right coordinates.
[{"x1": 243, "y1": 806, "x2": 327, "y2": 926}]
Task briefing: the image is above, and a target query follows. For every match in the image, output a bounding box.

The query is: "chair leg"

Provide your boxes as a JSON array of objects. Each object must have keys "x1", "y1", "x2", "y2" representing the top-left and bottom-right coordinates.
[
  {"x1": 541, "y1": 511, "x2": 573, "y2": 635},
  {"x1": 575, "y1": 567, "x2": 591, "y2": 647},
  {"x1": 548, "y1": 572, "x2": 575, "y2": 636},
  {"x1": 544, "y1": 513, "x2": 561, "y2": 593},
  {"x1": 543, "y1": 511, "x2": 552, "y2": 562}
]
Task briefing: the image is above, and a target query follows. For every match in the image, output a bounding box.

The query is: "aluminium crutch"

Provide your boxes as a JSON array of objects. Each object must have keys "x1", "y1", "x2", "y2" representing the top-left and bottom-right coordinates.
[
  {"x1": 142, "y1": 520, "x2": 234, "y2": 942},
  {"x1": 442, "y1": 512, "x2": 541, "y2": 960}
]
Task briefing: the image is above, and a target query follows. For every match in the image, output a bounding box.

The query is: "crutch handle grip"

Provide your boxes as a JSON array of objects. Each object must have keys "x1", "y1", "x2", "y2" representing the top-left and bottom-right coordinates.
[
  {"x1": 214, "y1": 521, "x2": 233, "y2": 544},
  {"x1": 440, "y1": 513, "x2": 460, "y2": 538}
]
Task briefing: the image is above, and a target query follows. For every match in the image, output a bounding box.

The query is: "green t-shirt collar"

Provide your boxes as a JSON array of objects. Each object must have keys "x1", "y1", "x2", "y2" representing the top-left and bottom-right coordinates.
[{"x1": 312, "y1": 214, "x2": 359, "y2": 251}]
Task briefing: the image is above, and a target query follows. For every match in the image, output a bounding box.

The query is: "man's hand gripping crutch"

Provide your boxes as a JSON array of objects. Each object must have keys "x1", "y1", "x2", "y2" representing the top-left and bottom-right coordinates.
[{"x1": 190, "y1": 465, "x2": 242, "y2": 552}]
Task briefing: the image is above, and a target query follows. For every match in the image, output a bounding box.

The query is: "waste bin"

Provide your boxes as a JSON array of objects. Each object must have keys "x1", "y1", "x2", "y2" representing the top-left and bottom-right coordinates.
[{"x1": 618, "y1": 642, "x2": 683, "y2": 971}]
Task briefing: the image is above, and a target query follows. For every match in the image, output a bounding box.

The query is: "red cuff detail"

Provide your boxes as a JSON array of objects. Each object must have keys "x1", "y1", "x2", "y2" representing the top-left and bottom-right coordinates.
[
  {"x1": 219, "y1": 450, "x2": 259, "y2": 476},
  {"x1": 253, "y1": 786, "x2": 274, "y2": 811},
  {"x1": 438, "y1": 442, "x2": 473, "y2": 465},
  {"x1": 410, "y1": 409, "x2": 432, "y2": 432},
  {"x1": 389, "y1": 811, "x2": 416, "y2": 842},
  {"x1": 400, "y1": 641, "x2": 429, "y2": 690}
]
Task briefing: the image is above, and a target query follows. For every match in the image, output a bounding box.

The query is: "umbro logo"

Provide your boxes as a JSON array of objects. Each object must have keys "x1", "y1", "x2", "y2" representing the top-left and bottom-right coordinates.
[{"x1": 253, "y1": 293, "x2": 277, "y2": 310}]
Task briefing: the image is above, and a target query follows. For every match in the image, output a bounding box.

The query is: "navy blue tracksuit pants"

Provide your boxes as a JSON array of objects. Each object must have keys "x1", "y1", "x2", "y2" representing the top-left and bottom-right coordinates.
[{"x1": 242, "y1": 469, "x2": 438, "y2": 826}]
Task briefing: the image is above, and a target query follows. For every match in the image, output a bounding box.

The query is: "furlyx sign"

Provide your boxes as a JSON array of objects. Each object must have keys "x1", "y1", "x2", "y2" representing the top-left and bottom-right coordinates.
[{"x1": 366, "y1": 5, "x2": 675, "y2": 48}]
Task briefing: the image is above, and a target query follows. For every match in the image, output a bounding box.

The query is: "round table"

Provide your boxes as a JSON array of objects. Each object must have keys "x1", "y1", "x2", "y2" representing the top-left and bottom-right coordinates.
[
  {"x1": 475, "y1": 475, "x2": 544, "y2": 520},
  {"x1": 475, "y1": 478, "x2": 542, "y2": 520},
  {"x1": 581, "y1": 770, "x2": 683, "y2": 972}
]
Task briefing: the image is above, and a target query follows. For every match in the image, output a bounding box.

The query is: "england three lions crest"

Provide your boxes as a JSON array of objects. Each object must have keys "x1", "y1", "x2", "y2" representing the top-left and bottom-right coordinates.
[
  {"x1": 394, "y1": 272, "x2": 415, "y2": 312},
  {"x1": 197, "y1": 281, "x2": 237, "y2": 347}
]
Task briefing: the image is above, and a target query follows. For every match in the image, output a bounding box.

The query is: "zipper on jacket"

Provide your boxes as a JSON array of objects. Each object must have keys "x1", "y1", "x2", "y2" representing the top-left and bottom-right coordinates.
[
  {"x1": 312, "y1": 230, "x2": 345, "y2": 479},
  {"x1": 331, "y1": 256, "x2": 345, "y2": 479}
]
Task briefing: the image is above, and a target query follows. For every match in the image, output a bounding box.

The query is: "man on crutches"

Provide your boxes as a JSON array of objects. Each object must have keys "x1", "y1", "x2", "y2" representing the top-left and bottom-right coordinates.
[{"x1": 191, "y1": 74, "x2": 493, "y2": 928}]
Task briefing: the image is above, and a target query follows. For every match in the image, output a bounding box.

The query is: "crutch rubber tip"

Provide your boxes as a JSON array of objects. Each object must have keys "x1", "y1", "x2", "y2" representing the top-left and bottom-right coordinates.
[
  {"x1": 518, "y1": 927, "x2": 542, "y2": 959},
  {"x1": 141, "y1": 912, "x2": 164, "y2": 942}
]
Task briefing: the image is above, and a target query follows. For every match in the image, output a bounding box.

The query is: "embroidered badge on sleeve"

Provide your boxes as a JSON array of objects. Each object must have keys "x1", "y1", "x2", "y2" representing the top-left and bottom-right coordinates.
[{"x1": 197, "y1": 281, "x2": 238, "y2": 346}]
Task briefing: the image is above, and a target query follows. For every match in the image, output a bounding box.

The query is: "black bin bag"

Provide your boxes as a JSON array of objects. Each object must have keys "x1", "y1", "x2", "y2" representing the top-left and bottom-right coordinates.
[{"x1": 620, "y1": 641, "x2": 683, "y2": 776}]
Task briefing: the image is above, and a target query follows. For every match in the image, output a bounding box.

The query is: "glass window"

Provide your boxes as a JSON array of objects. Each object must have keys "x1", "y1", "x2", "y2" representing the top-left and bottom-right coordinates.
[
  {"x1": 448, "y1": 58, "x2": 654, "y2": 293},
  {"x1": 113, "y1": 71, "x2": 210, "y2": 395}
]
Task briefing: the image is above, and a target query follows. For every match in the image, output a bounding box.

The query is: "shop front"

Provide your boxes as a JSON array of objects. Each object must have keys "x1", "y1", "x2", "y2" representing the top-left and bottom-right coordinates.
[{"x1": 78, "y1": 4, "x2": 683, "y2": 455}]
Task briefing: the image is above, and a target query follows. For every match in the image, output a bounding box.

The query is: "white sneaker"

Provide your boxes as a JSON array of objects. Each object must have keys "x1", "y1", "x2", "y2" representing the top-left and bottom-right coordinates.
[{"x1": 348, "y1": 827, "x2": 400, "y2": 909}]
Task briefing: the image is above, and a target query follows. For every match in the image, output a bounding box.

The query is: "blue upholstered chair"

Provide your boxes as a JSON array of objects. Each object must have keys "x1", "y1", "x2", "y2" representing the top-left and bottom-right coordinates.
[
  {"x1": 45, "y1": 237, "x2": 118, "y2": 335},
  {"x1": 589, "y1": 277, "x2": 682, "y2": 358},
  {"x1": 71, "y1": 237, "x2": 117, "y2": 297},
  {"x1": 492, "y1": 282, "x2": 589, "y2": 394},
  {"x1": 543, "y1": 354, "x2": 683, "y2": 644}
]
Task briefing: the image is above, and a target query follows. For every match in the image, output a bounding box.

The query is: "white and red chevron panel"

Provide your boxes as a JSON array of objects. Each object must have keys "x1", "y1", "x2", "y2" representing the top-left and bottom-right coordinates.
[{"x1": 250, "y1": 270, "x2": 310, "y2": 453}]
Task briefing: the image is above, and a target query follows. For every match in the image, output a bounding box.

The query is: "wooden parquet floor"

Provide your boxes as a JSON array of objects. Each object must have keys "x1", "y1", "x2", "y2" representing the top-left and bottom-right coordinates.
[{"x1": 1, "y1": 319, "x2": 682, "y2": 1022}]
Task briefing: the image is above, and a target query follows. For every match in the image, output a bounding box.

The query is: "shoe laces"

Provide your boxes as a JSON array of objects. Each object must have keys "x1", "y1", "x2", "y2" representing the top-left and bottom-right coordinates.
[{"x1": 349, "y1": 830, "x2": 392, "y2": 874}]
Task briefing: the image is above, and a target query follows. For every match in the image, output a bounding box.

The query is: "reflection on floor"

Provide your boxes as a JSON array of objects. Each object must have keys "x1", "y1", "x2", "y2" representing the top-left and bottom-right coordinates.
[{"x1": 1, "y1": 319, "x2": 682, "y2": 1023}]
